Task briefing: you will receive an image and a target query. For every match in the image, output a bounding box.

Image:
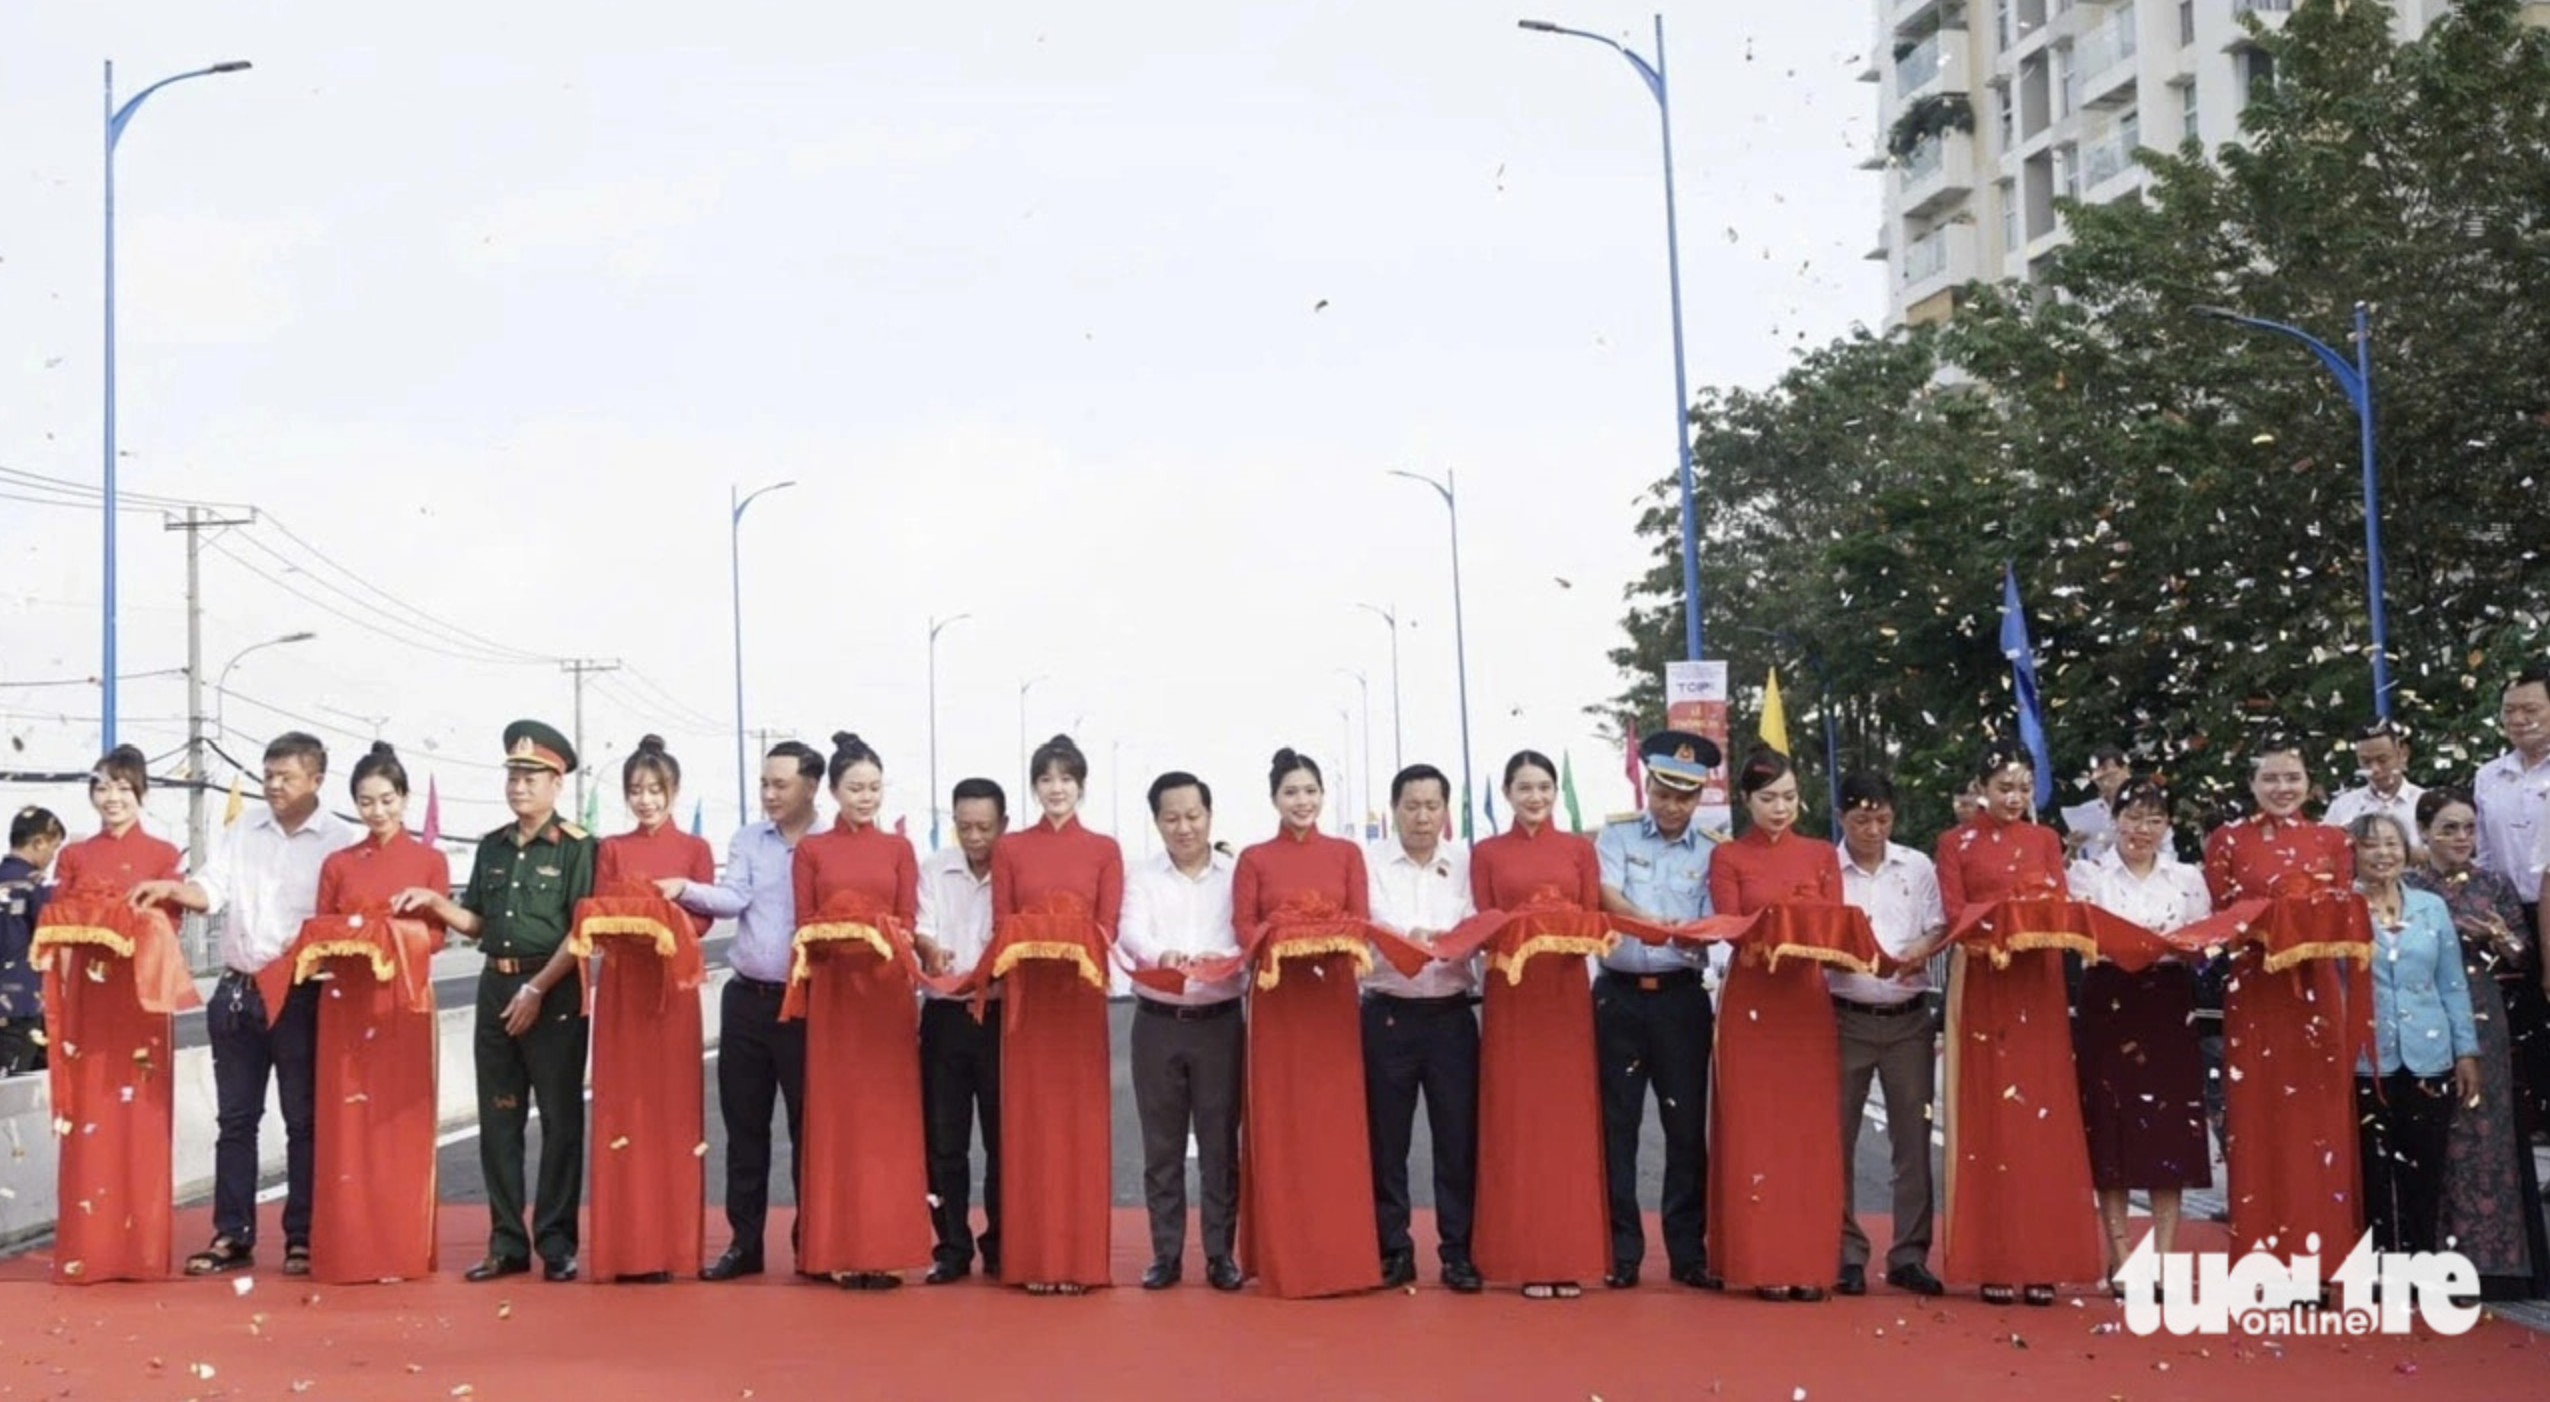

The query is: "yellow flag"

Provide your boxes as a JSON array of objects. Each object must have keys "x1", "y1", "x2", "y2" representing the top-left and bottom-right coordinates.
[
  {"x1": 222, "y1": 773, "x2": 245, "y2": 827},
  {"x1": 1760, "y1": 668, "x2": 1792, "y2": 757}
]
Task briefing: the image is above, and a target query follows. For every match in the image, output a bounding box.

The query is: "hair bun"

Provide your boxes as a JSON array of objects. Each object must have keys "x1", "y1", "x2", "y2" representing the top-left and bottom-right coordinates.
[
  {"x1": 1270, "y1": 746, "x2": 1300, "y2": 769},
  {"x1": 832, "y1": 731, "x2": 864, "y2": 754},
  {"x1": 367, "y1": 740, "x2": 398, "y2": 760},
  {"x1": 108, "y1": 743, "x2": 147, "y2": 765},
  {"x1": 636, "y1": 734, "x2": 667, "y2": 755},
  {"x1": 1045, "y1": 733, "x2": 1078, "y2": 751}
]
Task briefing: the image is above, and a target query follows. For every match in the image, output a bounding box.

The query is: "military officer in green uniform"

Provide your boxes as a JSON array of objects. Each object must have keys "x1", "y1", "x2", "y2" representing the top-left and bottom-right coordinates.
[{"x1": 395, "y1": 720, "x2": 595, "y2": 1282}]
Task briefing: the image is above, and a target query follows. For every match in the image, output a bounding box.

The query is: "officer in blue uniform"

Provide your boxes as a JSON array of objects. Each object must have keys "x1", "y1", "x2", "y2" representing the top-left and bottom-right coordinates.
[{"x1": 1591, "y1": 730, "x2": 1723, "y2": 1290}]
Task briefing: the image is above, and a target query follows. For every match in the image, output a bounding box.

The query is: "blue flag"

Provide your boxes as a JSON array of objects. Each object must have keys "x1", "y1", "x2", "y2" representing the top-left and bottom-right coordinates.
[
  {"x1": 2000, "y1": 564, "x2": 2055, "y2": 812},
  {"x1": 689, "y1": 799, "x2": 704, "y2": 837}
]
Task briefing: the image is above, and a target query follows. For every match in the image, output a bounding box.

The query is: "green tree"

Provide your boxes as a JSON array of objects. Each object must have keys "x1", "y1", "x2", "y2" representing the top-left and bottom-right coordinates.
[{"x1": 1604, "y1": 0, "x2": 2550, "y2": 841}]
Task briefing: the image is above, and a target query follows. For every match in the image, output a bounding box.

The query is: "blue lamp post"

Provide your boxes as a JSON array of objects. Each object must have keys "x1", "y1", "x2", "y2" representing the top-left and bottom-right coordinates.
[
  {"x1": 102, "y1": 57, "x2": 252, "y2": 748},
  {"x1": 2193, "y1": 302, "x2": 2391, "y2": 718},
  {"x1": 1519, "y1": 15, "x2": 1704, "y2": 665}
]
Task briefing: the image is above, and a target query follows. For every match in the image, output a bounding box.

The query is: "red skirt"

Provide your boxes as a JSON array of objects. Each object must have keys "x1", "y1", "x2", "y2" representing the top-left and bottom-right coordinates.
[
  {"x1": 309, "y1": 962, "x2": 439, "y2": 1283},
  {"x1": 1472, "y1": 957, "x2": 1609, "y2": 1284},
  {"x1": 586, "y1": 945, "x2": 706, "y2": 1279},
  {"x1": 795, "y1": 946, "x2": 933, "y2": 1274},
  {"x1": 1708, "y1": 952, "x2": 1845, "y2": 1287},
  {"x1": 1239, "y1": 951, "x2": 1378, "y2": 1297},
  {"x1": 46, "y1": 951, "x2": 174, "y2": 1284},
  {"x1": 2222, "y1": 953, "x2": 2363, "y2": 1263},
  {"x1": 998, "y1": 960, "x2": 1112, "y2": 1286},
  {"x1": 1942, "y1": 947, "x2": 2104, "y2": 1285}
]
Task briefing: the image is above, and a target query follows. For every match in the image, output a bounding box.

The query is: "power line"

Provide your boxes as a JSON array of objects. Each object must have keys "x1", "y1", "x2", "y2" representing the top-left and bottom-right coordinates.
[
  {"x1": 0, "y1": 464, "x2": 258, "y2": 516},
  {"x1": 206, "y1": 538, "x2": 542, "y2": 667},
  {"x1": 0, "y1": 667, "x2": 189, "y2": 689},
  {"x1": 255, "y1": 514, "x2": 555, "y2": 665},
  {"x1": 216, "y1": 684, "x2": 509, "y2": 773},
  {"x1": 219, "y1": 530, "x2": 539, "y2": 666}
]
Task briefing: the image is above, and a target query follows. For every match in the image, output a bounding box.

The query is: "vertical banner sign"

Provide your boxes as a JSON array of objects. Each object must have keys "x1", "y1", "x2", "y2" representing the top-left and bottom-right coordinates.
[{"x1": 1664, "y1": 660, "x2": 1733, "y2": 837}]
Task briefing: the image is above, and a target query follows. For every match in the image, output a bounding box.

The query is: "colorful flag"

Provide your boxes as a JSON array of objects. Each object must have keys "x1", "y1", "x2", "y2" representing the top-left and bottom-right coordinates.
[
  {"x1": 580, "y1": 782, "x2": 600, "y2": 833},
  {"x1": 893, "y1": 815, "x2": 908, "y2": 838},
  {"x1": 689, "y1": 799, "x2": 704, "y2": 837},
  {"x1": 1760, "y1": 668, "x2": 1792, "y2": 757},
  {"x1": 2000, "y1": 564, "x2": 2055, "y2": 811},
  {"x1": 1459, "y1": 779, "x2": 1475, "y2": 841},
  {"x1": 1561, "y1": 751, "x2": 1583, "y2": 832},
  {"x1": 421, "y1": 776, "x2": 441, "y2": 845},
  {"x1": 1623, "y1": 720, "x2": 1643, "y2": 803},
  {"x1": 221, "y1": 773, "x2": 245, "y2": 828}
]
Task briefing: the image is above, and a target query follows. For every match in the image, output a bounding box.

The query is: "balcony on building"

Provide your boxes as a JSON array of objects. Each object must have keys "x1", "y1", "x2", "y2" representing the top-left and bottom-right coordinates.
[
  {"x1": 1899, "y1": 220, "x2": 1979, "y2": 312},
  {"x1": 2079, "y1": 127, "x2": 2142, "y2": 199},
  {"x1": 1895, "y1": 28, "x2": 1971, "y2": 101},
  {"x1": 1896, "y1": 132, "x2": 1978, "y2": 218},
  {"x1": 2073, "y1": 5, "x2": 2140, "y2": 107}
]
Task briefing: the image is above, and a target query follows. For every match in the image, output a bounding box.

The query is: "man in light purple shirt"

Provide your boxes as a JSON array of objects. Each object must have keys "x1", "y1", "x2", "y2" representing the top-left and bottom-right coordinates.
[
  {"x1": 1361, "y1": 763, "x2": 1484, "y2": 1295},
  {"x1": 662, "y1": 740, "x2": 822, "y2": 1282}
]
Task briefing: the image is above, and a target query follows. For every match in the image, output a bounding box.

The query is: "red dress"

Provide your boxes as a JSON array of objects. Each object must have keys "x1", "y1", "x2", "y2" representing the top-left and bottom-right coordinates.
[
  {"x1": 1467, "y1": 822, "x2": 1610, "y2": 1285},
  {"x1": 1232, "y1": 828, "x2": 1380, "y2": 1298},
  {"x1": 1706, "y1": 828, "x2": 1850, "y2": 1289},
  {"x1": 43, "y1": 826, "x2": 184, "y2": 1284},
  {"x1": 1935, "y1": 815, "x2": 2103, "y2": 1286},
  {"x1": 585, "y1": 823, "x2": 714, "y2": 1279},
  {"x1": 987, "y1": 814, "x2": 1123, "y2": 1287},
  {"x1": 305, "y1": 830, "x2": 448, "y2": 1283},
  {"x1": 2204, "y1": 815, "x2": 2363, "y2": 1265},
  {"x1": 788, "y1": 820, "x2": 934, "y2": 1274}
]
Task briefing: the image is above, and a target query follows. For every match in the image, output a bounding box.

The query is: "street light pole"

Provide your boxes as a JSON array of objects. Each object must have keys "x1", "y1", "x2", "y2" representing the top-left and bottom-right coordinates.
[
  {"x1": 102, "y1": 57, "x2": 253, "y2": 749},
  {"x1": 198, "y1": 629, "x2": 314, "y2": 859},
  {"x1": 1354, "y1": 602, "x2": 1404, "y2": 780},
  {"x1": 730, "y1": 479, "x2": 797, "y2": 829},
  {"x1": 2192, "y1": 302, "x2": 2391, "y2": 717},
  {"x1": 1519, "y1": 15, "x2": 1703, "y2": 664},
  {"x1": 1389, "y1": 469, "x2": 1479, "y2": 844},
  {"x1": 1018, "y1": 675, "x2": 1048, "y2": 811},
  {"x1": 927, "y1": 613, "x2": 971, "y2": 850},
  {"x1": 1338, "y1": 668, "x2": 1372, "y2": 838}
]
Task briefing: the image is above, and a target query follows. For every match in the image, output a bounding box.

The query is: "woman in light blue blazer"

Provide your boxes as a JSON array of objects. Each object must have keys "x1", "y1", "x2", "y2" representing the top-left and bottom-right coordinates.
[{"x1": 2350, "y1": 812, "x2": 2482, "y2": 1258}]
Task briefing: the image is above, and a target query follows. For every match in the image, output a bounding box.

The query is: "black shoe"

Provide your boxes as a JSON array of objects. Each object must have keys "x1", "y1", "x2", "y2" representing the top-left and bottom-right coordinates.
[
  {"x1": 1885, "y1": 1263, "x2": 1946, "y2": 1297},
  {"x1": 924, "y1": 1260, "x2": 970, "y2": 1285},
  {"x1": 1206, "y1": 1256, "x2": 1243, "y2": 1292},
  {"x1": 1790, "y1": 1285, "x2": 1828, "y2": 1303},
  {"x1": 701, "y1": 1247, "x2": 764, "y2": 1282},
  {"x1": 464, "y1": 1256, "x2": 531, "y2": 1283},
  {"x1": 616, "y1": 1270, "x2": 673, "y2": 1284},
  {"x1": 1604, "y1": 1264, "x2": 1640, "y2": 1289},
  {"x1": 1836, "y1": 1265, "x2": 1867, "y2": 1296},
  {"x1": 543, "y1": 1255, "x2": 579, "y2": 1283},
  {"x1": 1669, "y1": 1263, "x2": 1723, "y2": 1291},
  {"x1": 1141, "y1": 1259, "x2": 1182, "y2": 1290},
  {"x1": 982, "y1": 1256, "x2": 1003, "y2": 1282},
  {"x1": 1380, "y1": 1251, "x2": 1418, "y2": 1288},
  {"x1": 1443, "y1": 1260, "x2": 1484, "y2": 1294}
]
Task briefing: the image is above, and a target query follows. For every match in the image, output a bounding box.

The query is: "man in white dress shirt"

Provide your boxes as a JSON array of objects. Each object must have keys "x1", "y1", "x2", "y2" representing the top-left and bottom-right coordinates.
[
  {"x1": 2476, "y1": 666, "x2": 2550, "y2": 1133},
  {"x1": 2322, "y1": 719, "x2": 2425, "y2": 849},
  {"x1": 1115, "y1": 771, "x2": 1245, "y2": 1292},
  {"x1": 1361, "y1": 763, "x2": 1485, "y2": 1294},
  {"x1": 130, "y1": 732, "x2": 358, "y2": 1277},
  {"x1": 1829, "y1": 770, "x2": 1947, "y2": 1298},
  {"x1": 913, "y1": 777, "x2": 1007, "y2": 1285}
]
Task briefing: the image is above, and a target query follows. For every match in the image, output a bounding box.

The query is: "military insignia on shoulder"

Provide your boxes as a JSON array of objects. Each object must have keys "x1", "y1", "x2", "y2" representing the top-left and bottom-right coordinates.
[
  {"x1": 1604, "y1": 812, "x2": 1642, "y2": 827},
  {"x1": 557, "y1": 821, "x2": 588, "y2": 840},
  {"x1": 1699, "y1": 826, "x2": 1733, "y2": 844}
]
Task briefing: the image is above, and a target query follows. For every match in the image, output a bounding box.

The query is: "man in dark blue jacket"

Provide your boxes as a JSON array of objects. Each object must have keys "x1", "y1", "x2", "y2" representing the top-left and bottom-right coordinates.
[{"x1": 1, "y1": 805, "x2": 67, "y2": 1076}]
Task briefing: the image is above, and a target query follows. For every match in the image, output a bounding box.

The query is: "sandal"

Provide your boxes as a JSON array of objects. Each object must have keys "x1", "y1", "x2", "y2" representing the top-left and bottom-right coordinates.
[
  {"x1": 1980, "y1": 1283, "x2": 2016, "y2": 1306},
  {"x1": 1520, "y1": 1282, "x2": 1582, "y2": 1300},
  {"x1": 1756, "y1": 1285, "x2": 1795, "y2": 1302},
  {"x1": 2022, "y1": 1284, "x2": 2057, "y2": 1307},
  {"x1": 281, "y1": 1244, "x2": 311, "y2": 1278},
  {"x1": 184, "y1": 1237, "x2": 254, "y2": 1276},
  {"x1": 1024, "y1": 1281, "x2": 1087, "y2": 1297}
]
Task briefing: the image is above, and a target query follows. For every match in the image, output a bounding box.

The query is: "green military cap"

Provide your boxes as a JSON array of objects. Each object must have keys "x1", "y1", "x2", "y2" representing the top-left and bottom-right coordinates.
[{"x1": 501, "y1": 719, "x2": 577, "y2": 775}]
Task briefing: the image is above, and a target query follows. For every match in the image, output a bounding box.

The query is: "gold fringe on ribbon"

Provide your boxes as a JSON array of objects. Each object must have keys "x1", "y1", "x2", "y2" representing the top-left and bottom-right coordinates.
[
  {"x1": 1763, "y1": 941, "x2": 1880, "y2": 976},
  {"x1": 1981, "y1": 929, "x2": 2098, "y2": 971},
  {"x1": 569, "y1": 915, "x2": 680, "y2": 960},
  {"x1": 294, "y1": 938, "x2": 395, "y2": 985},
  {"x1": 2262, "y1": 940, "x2": 2371, "y2": 974},
  {"x1": 28, "y1": 925, "x2": 135, "y2": 961},
  {"x1": 991, "y1": 940, "x2": 1107, "y2": 993},
  {"x1": 1254, "y1": 935, "x2": 1374, "y2": 991},
  {"x1": 789, "y1": 922, "x2": 895, "y2": 985},
  {"x1": 1491, "y1": 933, "x2": 1617, "y2": 985}
]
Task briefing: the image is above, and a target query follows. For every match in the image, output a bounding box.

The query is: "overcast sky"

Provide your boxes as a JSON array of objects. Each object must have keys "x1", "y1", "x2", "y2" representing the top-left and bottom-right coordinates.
[{"x1": 2, "y1": 0, "x2": 1879, "y2": 856}]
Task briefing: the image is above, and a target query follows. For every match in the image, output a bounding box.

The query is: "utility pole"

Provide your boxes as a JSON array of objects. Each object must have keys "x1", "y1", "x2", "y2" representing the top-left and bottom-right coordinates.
[
  {"x1": 559, "y1": 657, "x2": 622, "y2": 817},
  {"x1": 164, "y1": 506, "x2": 256, "y2": 866}
]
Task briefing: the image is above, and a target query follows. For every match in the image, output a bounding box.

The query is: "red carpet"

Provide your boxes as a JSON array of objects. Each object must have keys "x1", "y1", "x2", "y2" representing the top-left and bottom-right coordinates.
[{"x1": 4, "y1": 1208, "x2": 2544, "y2": 1400}]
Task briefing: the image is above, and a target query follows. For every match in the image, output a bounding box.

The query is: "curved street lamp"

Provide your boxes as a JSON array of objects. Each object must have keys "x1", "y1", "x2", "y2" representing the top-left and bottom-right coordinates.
[
  {"x1": 730, "y1": 479, "x2": 797, "y2": 826},
  {"x1": 927, "y1": 613, "x2": 972, "y2": 849}
]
